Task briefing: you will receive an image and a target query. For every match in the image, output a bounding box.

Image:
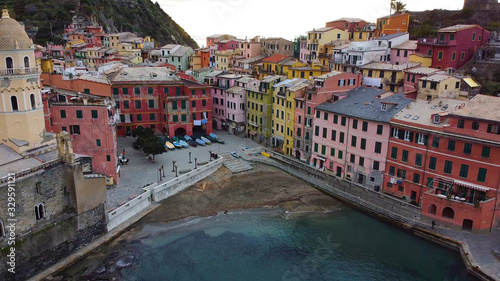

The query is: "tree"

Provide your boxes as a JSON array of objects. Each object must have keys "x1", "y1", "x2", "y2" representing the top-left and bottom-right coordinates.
[
  {"x1": 142, "y1": 135, "x2": 165, "y2": 163},
  {"x1": 391, "y1": 1, "x2": 406, "y2": 14}
]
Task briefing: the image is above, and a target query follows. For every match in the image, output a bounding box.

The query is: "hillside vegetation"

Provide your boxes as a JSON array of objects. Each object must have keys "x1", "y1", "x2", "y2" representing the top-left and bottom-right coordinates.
[{"x1": 9, "y1": 0, "x2": 198, "y2": 48}]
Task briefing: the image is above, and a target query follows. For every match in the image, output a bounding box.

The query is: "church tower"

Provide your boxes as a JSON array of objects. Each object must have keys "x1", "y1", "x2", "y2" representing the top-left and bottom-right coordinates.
[{"x1": 0, "y1": 8, "x2": 50, "y2": 154}]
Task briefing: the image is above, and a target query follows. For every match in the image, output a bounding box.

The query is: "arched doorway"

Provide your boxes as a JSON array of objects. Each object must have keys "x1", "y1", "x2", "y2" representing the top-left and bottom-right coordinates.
[
  {"x1": 462, "y1": 219, "x2": 473, "y2": 231},
  {"x1": 24, "y1": 56, "x2": 30, "y2": 68},
  {"x1": 175, "y1": 127, "x2": 187, "y2": 137},
  {"x1": 30, "y1": 94, "x2": 36, "y2": 109},
  {"x1": 442, "y1": 207, "x2": 455, "y2": 219},
  {"x1": 192, "y1": 125, "x2": 205, "y2": 135},
  {"x1": 6, "y1": 57, "x2": 13, "y2": 74},
  {"x1": 11, "y1": 96, "x2": 18, "y2": 111}
]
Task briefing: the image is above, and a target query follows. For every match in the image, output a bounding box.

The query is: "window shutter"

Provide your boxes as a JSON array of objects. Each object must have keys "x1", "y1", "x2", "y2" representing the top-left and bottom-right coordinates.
[
  {"x1": 409, "y1": 132, "x2": 414, "y2": 142},
  {"x1": 424, "y1": 135, "x2": 429, "y2": 145},
  {"x1": 398, "y1": 129, "x2": 404, "y2": 139}
]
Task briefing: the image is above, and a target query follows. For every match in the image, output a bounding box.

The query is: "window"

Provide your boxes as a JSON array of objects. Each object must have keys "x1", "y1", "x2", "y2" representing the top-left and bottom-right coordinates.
[
  {"x1": 136, "y1": 114, "x2": 142, "y2": 121},
  {"x1": 106, "y1": 155, "x2": 111, "y2": 161},
  {"x1": 438, "y1": 51, "x2": 443, "y2": 60},
  {"x1": 148, "y1": 100, "x2": 155, "y2": 109},
  {"x1": 333, "y1": 115, "x2": 338, "y2": 124},
  {"x1": 324, "y1": 112, "x2": 328, "y2": 120},
  {"x1": 323, "y1": 128, "x2": 327, "y2": 138},
  {"x1": 389, "y1": 166, "x2": 395, "y2": 176},
  {"x1": 402, "y1": 150, "x2": 408, "y2": 163},
  {"x1": 135, "y1": 100, "x2": 141, "y2": 109},
  {"x1": 350, "y1": 154, "x2": 355, "y2": 163},
  {"x1": 202, "y1": 100, "x2": 207, "y2": 107},
  {"x1": 377, "y1": 125, "x2": 383, "y2": 135},
  {"x1": 452, "y1": 52, "x2": 456, "y2": 61},
  {"x1": 164, "y1": 87, "x2": 169, "y2": 94},
  {"x1": 330, "y1": 148, "x2": 335, "y2": 156},
  {"x1": 123, "y1": 88, "x2": 128, "y2": 95},
  {"x1": 362, "y1": 121, "x2": 368, "y2": 132},
  {"x1": 472, "y1": 32, "x2": 476, "y2": 41},
  {"x1": 459, "y1": 164, "x2": 469, "y2": 178},
  {"x1": 447, "y1": 140, "x2": 456, "y2": 151},
  {"x1": 331, "y1": 130, "x2": 336, "y2": 141},
  {"x1": 373, "y1": 161, "x2": 380, "y2": 171},
  {"x1": 135, "y1": 87, "x2": 141, "y2": 95},
  {"x1": 432, "y1": 137, "x2": 440, "y2": 148},
  {"x1": 397, "y1": 169, "x2": 406, "y2": 180},
  {"x1": 359, "y1": 157, "x2": 365, "y2": 167},
  {"x1": 172, "y1": 101, "x2": 178, "y2": 110},
  {"x1": 341, "y1": 116, "x2": 346, "y2": 126},
  {"x1": 443, "y1": 160, "x2": 453, "y2": 174},
  {"x1": 96, "y1": 139, "x2": 101, "y2": 146},
  {"x1": 413, "y1": 173, "x2": 420, "y2": 184},
  {"x1": 76, "y1": 110, "x2": 83, "y2": 119},
  {"x1": 375, "y1": 142, "x2": 382, "y2": 153},
  {"x1": 429, "y1": 157, "x2": 437, "y2": 170},
  {"x1": 150, "y1": 113, "x2": 155, "y2": 121},
  {"x1": 351, "y1": 136, "x2": 357, "y2": 147},
  {"x1": 338, "y1": 150, "x2": 343, "y2": 159},
  {"x1": 148, "y1": 87, "x2": 153, "y2": 95},
  {"x1": 316, "y1": 111, "x2": 320, "y2": 118},
  {"x1": 472, "y1": 121, "x2": 479, "y2": 130},
  {"x1": 124, "y1": 101, "x2": 129, "y2": 109},
  {"x1": 391, "y1": 147, "x2": 398, "y2": 159},
  {"x1": 176, "y1": 87, "x2": 181, "y2": 96},
  {"x1": 91, "y1": 110, "x2": 98, "y2": 118},
  {"x1": 482, "y1": 146, "x2": 490, "y2": 158},
  {"x1": 360, "y1": 138, "x2": 366, "y2": 150},
  {"x1": 314, "y1": 143, "x2": 318, "y2": 153},
  {"x1": 69, "y1": 125, "x2": 80, "y2": 135},
  {"x1": 487, "y1": 124, "x2": 500, "y2": 134},
  {"x1": 315, "y1": 126, "x2": 319, "y2": 136},
  {"x1": 461, "y1": 52, "x2": 465, "y2": 61},
  {"x1": 352, "y1": 119, "x2": 358, "y2": 129},
  {"x1": 34, "y1": 203, "x2": 45, "y2": 220},
  {"x1": 457, "y1": 119, "x2": 465, "y2": 129},
  {"x1": 417, "y1": 133, "x2": 425, "y2": 145},
  {"x1": 392, "y1": 128, "x2": 399, "y2": 138},
  {"x1": 173, "y1": 115, "x2": 178, "y2": 122},
  {"x1": 321, "y1": 145, "x2": 326, "y2": 155},
  {"x1": 404, "y1": 131, "x2": 411, "y2": 141},
  {"x1": 427, "y1": 177, "x2": 434, "y2": 188},
  {"x1": 60, "y1": 110, "x2": 66, "y2": 118},
  {"x1": 463, "y1": 143, "x2": 472, "y2": 154},
  {"x1": 415, "y1": 153, "x2": 423, "y2": 166},
  {"x1": 477, "y1": 168, "x2": 487, "y2": 182},
  {"x1": 427, "y1": 49, "x2": 432, "y2": 56},
  {"x1": 339, "y1": 132, "x2": 345, "y2": 143}
]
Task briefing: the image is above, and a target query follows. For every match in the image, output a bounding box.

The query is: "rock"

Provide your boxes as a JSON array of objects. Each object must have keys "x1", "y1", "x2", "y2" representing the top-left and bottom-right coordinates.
[
  {"x1": 116, "y1": 254, "x2": 135, "y2": 268},
  {"x1": 96, "y1": 265, "x2": 106, "y2": 274}
]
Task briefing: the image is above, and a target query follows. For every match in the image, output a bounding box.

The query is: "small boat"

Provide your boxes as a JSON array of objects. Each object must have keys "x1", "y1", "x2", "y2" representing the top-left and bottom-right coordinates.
[
  {"x1": 209, "y1": 133, "x2": 218, "y2": 139},
  {"x1": 262, "y1": 152, "x2": 270, "y2": 157},
  {"x1": 201, "y1": 136, "x2": 211, "y2": 145},
  {"x1": 165, "y1": 141, "x2": 175, "y2": 150},
  {"x1": 172, "y1": 141, "x2": 181, "y2": 148},
  {"x1": 205, "y1": 134, "x2": 217, "y2": 142},
  {"x1": 216, "y1": 137, "x2": 225, "y2": 144},
  {"x1": 196, "y1": 138, "x2": 206, "y2": 146},
  {"x1": 187, "y1": 139, "x2": 197, "y2": 147},
  {"x1": 184, "y1": 135, "x2": 193, "y2": 141},
  {"x1": 179, "y1": 140, "x2": 189, "y2": 148},
  {"x1": 172, "y1": 136, "x2": 180, "y2": 142}
]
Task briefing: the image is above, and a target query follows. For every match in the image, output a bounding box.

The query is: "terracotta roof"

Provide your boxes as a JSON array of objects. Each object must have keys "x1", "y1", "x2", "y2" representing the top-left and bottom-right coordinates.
[{"x1": 263, "y1": 54, "x2": 290, "y2": 63}]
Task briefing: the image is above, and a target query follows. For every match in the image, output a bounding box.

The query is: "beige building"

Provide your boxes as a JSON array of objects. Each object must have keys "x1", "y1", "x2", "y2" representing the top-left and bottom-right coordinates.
[
  {"x1": 417, "y1": 74, "x2": 464, "y2": 101},
  {"x1": 260, "y1": 37, "x2": 294, "y2": 56},
  {"x1": 306, "y1": 27, "x2": 349, "y2": 62},
  {"x1": 0, "y1": 9, "x2": 51, "y2": 154}
]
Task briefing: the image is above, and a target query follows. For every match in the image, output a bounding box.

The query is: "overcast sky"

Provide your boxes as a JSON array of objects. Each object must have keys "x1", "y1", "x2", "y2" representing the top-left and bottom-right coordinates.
[{"x1": 158, "y1": 0, "x2": 463, "y2": 47}]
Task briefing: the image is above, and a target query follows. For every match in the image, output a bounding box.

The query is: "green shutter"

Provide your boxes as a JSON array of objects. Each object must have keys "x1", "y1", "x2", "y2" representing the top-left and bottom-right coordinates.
[{"x1": 91, "y1": 110, "x2": 98, "y2": 118}]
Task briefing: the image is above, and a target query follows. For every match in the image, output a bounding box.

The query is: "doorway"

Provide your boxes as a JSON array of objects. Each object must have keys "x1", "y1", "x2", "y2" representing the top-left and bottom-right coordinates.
[
  {"x1": 336, "y1": 167, "x2": 342, "y2": 177},
  {"x1": 462, "y1": 219, "x2": 473, "y2": 232}
]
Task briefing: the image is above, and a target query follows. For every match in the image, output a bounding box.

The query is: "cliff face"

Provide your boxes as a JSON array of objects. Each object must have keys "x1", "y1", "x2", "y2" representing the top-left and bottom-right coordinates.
[{"x1": 10, "y1": 0, "x2": 198, "y2": 48}]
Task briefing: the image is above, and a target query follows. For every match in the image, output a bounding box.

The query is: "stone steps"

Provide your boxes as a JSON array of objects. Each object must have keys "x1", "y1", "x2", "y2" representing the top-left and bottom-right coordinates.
[{"x1": 221, "y1": 153, "x2": 253, "y2": 174}]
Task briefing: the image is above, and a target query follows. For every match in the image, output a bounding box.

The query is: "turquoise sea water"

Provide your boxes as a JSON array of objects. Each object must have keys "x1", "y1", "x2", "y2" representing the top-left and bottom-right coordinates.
[{"x1": 106, "y1": 207, "x2": 472, "y2": 281}]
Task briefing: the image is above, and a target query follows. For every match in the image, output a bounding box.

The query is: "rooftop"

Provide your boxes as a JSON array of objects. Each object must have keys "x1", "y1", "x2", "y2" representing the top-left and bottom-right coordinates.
[
  {"x1": 438, "y1": 24, "x2": 478, "y2": 32},
  {"x1": 262, "y1": 75, "x2": 286, "y2": 83},
  {"x1": 109, "y1": 67, "x2": 180, "y2": 83},
  {"x1": 329, "y1": 17, "x2": 367, "y2": 23},
  {"x1": 274, "y1": 78, "x2": 307, "y2": 89},
  {"x1": 451, "y1": 94, "x2": 500, "y2": 121},
  {"x1": 226, "y1": 86, "x2": 246, "y2": 94},
  {"x1": 377, "y1": 32, "x2": 408, "y2": 41},
  {"x1": 217, "y1": 73, "x2": 242, "y2": 79},
  {"x1": 263, "y1": 54, "x2": 290, "y2": 63},
  {"x1": 0, "y1": 144, "x2": 58, "y2": 177},
  {"x1": 392, "y1": 98, "x2": 465, "y2": 127},
  {"x1": 308, "y1": 27, "x2": 335, "y2": 33},
  {"x1": 392, "y1": 40, "x2": 418, "y2": 50},
  {"x1": 378, "y1": 13, "x2": 409, "y2": 20},
  {"x1": 405, "y1": 67, "x2": 443, "y2": 75},
  {"x1": 236, "y1": 76, "x2": 255, "y2": 84},
  {"x1": 315, "y1": 71, "x2": 344, "y2": 80},
  {"x1": 420, "y1": 74, "x2": 454, "y2": 82},
  {"x1": 359, "y1": 62, "x2": 420, "y2": 71},
  {"x1": 316, "y1": 87, "x2": 412, "y2": 122}
]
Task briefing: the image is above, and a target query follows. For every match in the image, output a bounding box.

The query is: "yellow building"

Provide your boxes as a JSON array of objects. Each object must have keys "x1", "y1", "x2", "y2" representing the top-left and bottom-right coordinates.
[
  {"x1": 417, "y1": 74, "x2": 465, "y2": 101},
  {"x1": 271, "y1": 78, "x2": 308, "y2": 155},
  {"x1": 288, "y1": 62, "x2": 330, "y2": 80},
  {"x1": 409, "y1": 53, "x2": 432, "y2": 68},
  {"x1": 360, "y1": 62, "x2": 420, "y2": 93},
  {"x1": 215, "y1": 49, "x2": 240, "y2": 71},
  {"x1": 306, "y1": 27, "x2": 349, "y2": 61},
  {"x1": 189, "y1": 49, "x2": 202, "y2": 70},
  {"x1": 351, "y1": 25, "x2": 376, "y2": 42},
  {"x1": 0, "y1": 9, "x2": 54, "y2": 154}
]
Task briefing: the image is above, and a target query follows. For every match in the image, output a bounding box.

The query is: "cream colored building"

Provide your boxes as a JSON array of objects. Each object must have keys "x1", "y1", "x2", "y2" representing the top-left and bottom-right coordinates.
[
  {"x1": 0, "y1": 9, "x2": 53, "y2": 154},
  {"x1": 306, "y1": 27, "x2": 349, "y2": 62},
  {"x1": 417, "y1": 74, "x2": 464, "y2": 101}
]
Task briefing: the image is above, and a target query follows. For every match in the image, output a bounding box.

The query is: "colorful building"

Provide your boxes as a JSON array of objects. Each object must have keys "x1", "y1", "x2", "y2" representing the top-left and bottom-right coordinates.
[
  {"x1": 383, "y1": 95, "x2": 500, "y2": 234},
  {"x1": 390, "y1": 40, "x2": 418, "y2": 65},
  {"x1": 325, "y1": 18, "x2": 369, "y2": 33},
  {"x1": 293, "y1": 71, "x2": 362, "y2": 162},
  {"x1": 305, "y1": 27, "x2": 349, "y2": 62},
  {"x1": 416, "y1": 25, "x2": 490, "y2": 71},
  {"x1": 360, "y1": 62, "x2": 420, "y2": 93},
  {"x1": 416, "y1": 74, "x2": 463, "y2": 101},
  {"x1": 206, "y1": 34, "x2": 236, "y2": 48},
  {"x1": 313, "y1": 88, "x2": 412, "y2": 189},
  {"x1": 260, "y1": 37, "x2": 294, "y2": 57},
  {"x1": 211, "y1": 74, "x2": 242, "y2": 131},
  {"x1": 375, "y1": 13, "x2": 410, "y2": 37},
  {"x1": 246, "y1": 75, "x2": 285, "y2": 145},
  {"x1": 403, "y1": 67, "x2": 444, "y2": 97}
]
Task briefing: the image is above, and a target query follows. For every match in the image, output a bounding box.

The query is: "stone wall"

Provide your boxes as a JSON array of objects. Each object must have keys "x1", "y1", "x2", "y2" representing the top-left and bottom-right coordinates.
[{"x1": 106, "y1": 190, "x2": 152, "y2": 231}]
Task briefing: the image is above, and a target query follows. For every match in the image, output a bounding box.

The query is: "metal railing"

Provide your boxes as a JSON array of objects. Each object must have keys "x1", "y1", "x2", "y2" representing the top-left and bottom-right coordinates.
[{"x1": 0, "y1": 67, "x2": 39, "y2": 76}]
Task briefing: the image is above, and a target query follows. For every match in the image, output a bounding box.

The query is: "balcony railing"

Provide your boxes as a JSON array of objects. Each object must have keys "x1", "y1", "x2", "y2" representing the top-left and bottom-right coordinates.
[
  {"x1": 384, "y1": 78, "x2": 404, "y2": 86},
  {"x1": 276, "y1": 91, "x2": 286, "y2": 98},
  {"x1": 0, "y1": 67, "x2": 39, "y2": 76}
]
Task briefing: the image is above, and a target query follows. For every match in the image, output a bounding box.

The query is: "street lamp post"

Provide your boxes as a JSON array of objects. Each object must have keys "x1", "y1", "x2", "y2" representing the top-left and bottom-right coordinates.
[
  {"x1": 175, "y1": 165, "x2": 178, "y2": 177},
  {"x1": 194, "y1": 158, "x2": 198, "y2": 169},
  {"x1": 209, "y1": 150, "x2": 212, "y2": 161},
  {"x1": 161, "y1": 165, "x2": 165, "y2": 177},
  {"x1": 172, "y1": 160, "x2": 176, "y2": 172},
  {"x1": 189, "y1": 152, "x2": 192, "y2": 163}
]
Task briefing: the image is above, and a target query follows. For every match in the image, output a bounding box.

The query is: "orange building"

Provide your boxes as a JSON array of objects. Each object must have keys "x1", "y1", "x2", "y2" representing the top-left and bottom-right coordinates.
[
  {"x1": 201, "y1": 49, "x2": 211, "y2": 68},
  {"x1": 375, "y1": 13, "x2": 410, "y2": 38}
]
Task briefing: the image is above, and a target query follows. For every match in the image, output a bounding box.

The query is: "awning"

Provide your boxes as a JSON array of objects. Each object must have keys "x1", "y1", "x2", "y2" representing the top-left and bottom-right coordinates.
[
  {"x1": 201, "y1": 119, "x2": 208, "y2": 124},
  {"x1": 249, "y1": 131, "x2": 257, "y2": 136},
  {"x1": 316, "y1": 156, "x2": 327, "y2": 162},
  {"x1": 454, "y1": 179, "x2": 489, "y2": 192},
  {"x1": 194, "y1": 120, "x2": 202, "y2": 126},
  {"x1": 463, "y1": 78, "x2": 479, "y2": 88}
]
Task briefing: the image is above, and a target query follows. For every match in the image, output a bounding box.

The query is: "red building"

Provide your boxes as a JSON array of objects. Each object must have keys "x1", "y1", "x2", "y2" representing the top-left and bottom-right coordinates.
[
  {"x1": 325, "y1": 18, "x2": 368, "y2": 33},
  {"x1": 383, "y1": 96, "x2": 500, "y2": 234},
  {"x1": 110, "y1": 67, "x2": 212, "y2": 137},
  {"x1": 218, "y1": 39, "x2": 241, "y2": 51},
  {"x1": 417, "y1": 25, "x2": 490, "y2": 71},
  {"x1": 200, "y1": 49, "x2": 211, "y2": 69}
]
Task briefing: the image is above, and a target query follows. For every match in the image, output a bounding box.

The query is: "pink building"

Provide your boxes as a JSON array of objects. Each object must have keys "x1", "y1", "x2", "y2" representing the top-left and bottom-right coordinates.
[
  {"x1": 311, "y1": 87, "x2": 412, "y2": 190},
  {"x1": 43, "y1": 44, "x2": 66, "y2": 59},
  {"x1": 294, "y1": 71, "x2": 362, "y2": 162},
  {"x1": 299, "y1": 38, "x2": 308, "y2": 63},
  {"x1": 239, "y1": 41, "x2": 261, "y2": 59},
  {"x1": 212, "y1": 74, "x2": 242, "y2": 130},
  {"x1": 390, "y1": 40, "x2": 417, "y2": 65},
  {"x1": 218, "y1": 39, "x2": 241, "y2": 51}
]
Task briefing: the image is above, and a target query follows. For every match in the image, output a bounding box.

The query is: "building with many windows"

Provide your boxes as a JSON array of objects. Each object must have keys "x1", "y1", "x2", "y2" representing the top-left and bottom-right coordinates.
[
  {"x1": 312, "y1": 87, "x2": 412, "y2": 189},
  {"x1": 383, "y1": 95, "x2": 500, "y2": 233}
]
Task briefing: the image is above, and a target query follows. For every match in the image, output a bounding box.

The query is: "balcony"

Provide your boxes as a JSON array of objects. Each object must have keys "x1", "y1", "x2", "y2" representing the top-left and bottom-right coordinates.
[
  {"x1": 247, "y1": 120, "x2": 259, "y2": 127},
  {"x1": 384, "y1": 78, "x2": 404, "y2": 86},
  {"x1": 0, "y1": 67, "x2": 40, "y2": 76},
  {"x1": 417, "y1": 38, "x2": 457, "y2": 46},
  {"x1": 276, "y1": 91, "x2": 286, "y2": 98}
]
